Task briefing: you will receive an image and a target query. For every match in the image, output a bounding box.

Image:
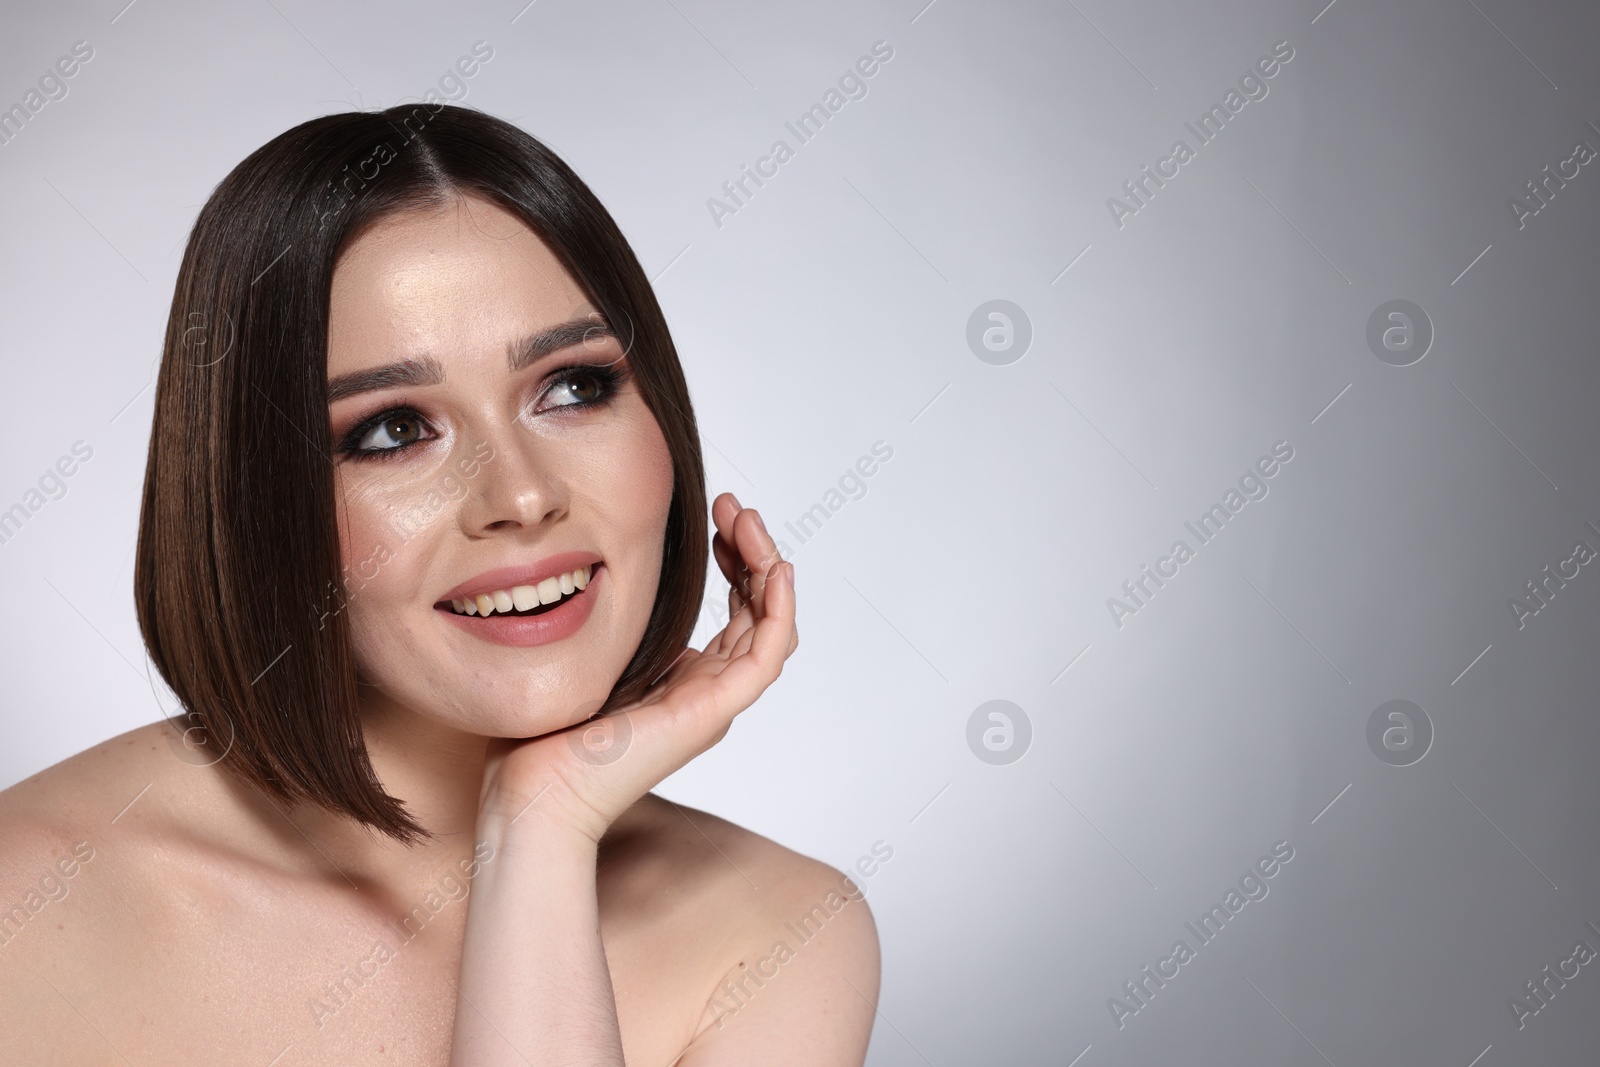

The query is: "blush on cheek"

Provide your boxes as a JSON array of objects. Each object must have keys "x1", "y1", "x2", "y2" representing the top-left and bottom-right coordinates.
[
  {"x1": 334, "y1": 482, "x2": 387, "y2": 573},
  {"x1": 347, "y1": 599, "x2": 427, "y2": 690},
  {"x1": 633, "y1": 417, "x2": 676, "y2": 513},
  {"x1": 637, "y1": 424, "x2": 677, "y2": 600},
  {"x1": 630, "y1": 433, "x2": 676, "y2": 586}
]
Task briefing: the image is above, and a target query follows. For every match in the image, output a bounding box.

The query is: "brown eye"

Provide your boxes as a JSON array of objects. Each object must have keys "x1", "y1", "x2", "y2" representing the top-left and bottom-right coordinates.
[
  {"x1": 535, "y1": 363, "x2": 626, "y2": 415},
  {"x1": 348, "y1": 410, "x2": 433, "y2": 456},
  {"x1": 547, "y1": 371, "x2": 604, "y2": 407},
  {"x1": 384, "y1": 416, "x2": 422, "y2": 443}
]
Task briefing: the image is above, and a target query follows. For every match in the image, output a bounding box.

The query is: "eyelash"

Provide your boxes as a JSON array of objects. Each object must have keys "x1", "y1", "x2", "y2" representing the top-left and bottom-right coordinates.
[{"x1": 336, "y1": 361, "x2": 630, "y2": 462}]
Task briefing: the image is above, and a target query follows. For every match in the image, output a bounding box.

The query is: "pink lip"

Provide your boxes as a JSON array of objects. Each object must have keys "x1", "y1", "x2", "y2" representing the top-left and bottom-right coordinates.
[
  {"x1": 437, "y1": 562, "x2": 604, "y2": 648},
  {"x1": 438, "y1": 551, "x2": 603, "y2": 605}
]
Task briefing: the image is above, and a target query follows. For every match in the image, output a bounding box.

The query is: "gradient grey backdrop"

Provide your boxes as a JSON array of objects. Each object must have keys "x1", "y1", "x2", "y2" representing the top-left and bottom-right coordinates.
[{"x1": 4, "y1": 0, "x2": 1599, "y2": 1063}]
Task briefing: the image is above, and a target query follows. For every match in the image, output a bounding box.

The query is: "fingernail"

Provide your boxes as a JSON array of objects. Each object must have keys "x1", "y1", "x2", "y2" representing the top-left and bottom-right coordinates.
[
  {"x1": 754, "y1": 511, "x2": 768, "y2": 535},
  {"x1": 783, "y1": 562, "x2": 794, "y2": 588}
]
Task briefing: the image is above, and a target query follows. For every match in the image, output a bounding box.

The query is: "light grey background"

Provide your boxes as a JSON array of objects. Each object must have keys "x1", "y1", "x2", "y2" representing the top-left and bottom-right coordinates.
[{"x1": 4, "y1": 0, "x2": 1599, "y2": 1063}]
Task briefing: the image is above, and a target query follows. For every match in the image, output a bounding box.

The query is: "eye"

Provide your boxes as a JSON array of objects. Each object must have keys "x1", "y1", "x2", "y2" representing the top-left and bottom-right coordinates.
[
  {"x1": 340, "y1": 408, "x2": 435, "y2": 459},
  {"x1": 537, "y1": 363, "x2": 628, "y2": 412}
]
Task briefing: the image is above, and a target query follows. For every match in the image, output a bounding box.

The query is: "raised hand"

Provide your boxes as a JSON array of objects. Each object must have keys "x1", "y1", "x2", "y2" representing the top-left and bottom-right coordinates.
[{"x1": 476, "y1": 491, "x2": 798, "y2": 844}]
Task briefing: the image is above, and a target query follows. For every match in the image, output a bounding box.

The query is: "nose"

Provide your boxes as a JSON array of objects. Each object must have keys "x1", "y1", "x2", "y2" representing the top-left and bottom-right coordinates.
[{"x1": 455, "y1": 425, "x2": 567, "y2": 536}]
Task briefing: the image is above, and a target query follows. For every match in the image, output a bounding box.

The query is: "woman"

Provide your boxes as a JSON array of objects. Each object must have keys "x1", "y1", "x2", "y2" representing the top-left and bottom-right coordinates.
[{"x1": 0, "y1": 103, "x2": 880, "y2": 1065}]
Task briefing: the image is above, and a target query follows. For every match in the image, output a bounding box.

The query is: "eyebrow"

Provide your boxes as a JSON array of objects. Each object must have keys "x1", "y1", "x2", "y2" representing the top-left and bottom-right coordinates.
[{"x1": 326, "y1": 316, "x2": 618, "y2": 403}]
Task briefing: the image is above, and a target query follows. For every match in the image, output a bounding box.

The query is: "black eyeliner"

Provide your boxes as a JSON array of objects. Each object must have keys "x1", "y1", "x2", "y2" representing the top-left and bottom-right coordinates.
[
  {"x1": 336, "y1": 360, "x2": 630, "y2": 462},
  {"x1": 336, "y1": 406, "x2": 430, "y2": 459}
]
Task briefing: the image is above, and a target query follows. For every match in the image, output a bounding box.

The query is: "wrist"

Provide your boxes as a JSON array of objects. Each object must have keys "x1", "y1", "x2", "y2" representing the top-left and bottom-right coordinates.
[{"x1": 476, "y1": 800, "x2": 604, "y2": 863}]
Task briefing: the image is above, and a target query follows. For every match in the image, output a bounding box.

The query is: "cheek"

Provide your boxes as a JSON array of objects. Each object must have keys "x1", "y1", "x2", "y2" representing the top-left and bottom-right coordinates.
[
  {"x1": 644, "y1": 421, "x2": 675, "y2": 510},
  {"x1": 332, "y1": 473, "x2": 432, "y2": 656},
  {"x1": 340, "y1": 535, "x2": 433, "y2": 684},
  {"x1": 575, "y1": 407, "x2": 675, "y2": 596},
  {"x1": 335, "y1": 482, "x2": 398, "y2": 594},
  {"x1": 618, "y1": 410, "x2": 676, "y2": 542}
]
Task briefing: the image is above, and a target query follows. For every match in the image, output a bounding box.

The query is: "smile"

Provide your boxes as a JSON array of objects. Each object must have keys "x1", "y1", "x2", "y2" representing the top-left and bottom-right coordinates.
[
  {"x1": 444, "y1": 564, "x2": 594, "y2": 617},
  {"x1": 435, "y1": 555, "x2": 604, "y2": 648}
]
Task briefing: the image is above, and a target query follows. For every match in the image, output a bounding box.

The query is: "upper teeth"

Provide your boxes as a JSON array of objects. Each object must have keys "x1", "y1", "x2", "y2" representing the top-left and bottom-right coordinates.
[{"x1": 450, "y1": 565, "x2": 592, "y2": 616}]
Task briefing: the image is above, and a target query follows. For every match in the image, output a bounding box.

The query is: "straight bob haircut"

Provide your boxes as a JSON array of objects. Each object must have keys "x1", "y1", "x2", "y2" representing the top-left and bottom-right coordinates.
[{"x1": 134, "y1": 103, "x2": 708, "y2": 845}]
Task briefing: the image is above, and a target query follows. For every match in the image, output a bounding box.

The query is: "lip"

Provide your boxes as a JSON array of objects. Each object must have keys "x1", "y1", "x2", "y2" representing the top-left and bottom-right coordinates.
[
  {"x1": 437, "y1": 561, "x2": 604, "y2": 648},
  {"x1": 437, "y1": 551, "x2": 604, "y2": 605}
]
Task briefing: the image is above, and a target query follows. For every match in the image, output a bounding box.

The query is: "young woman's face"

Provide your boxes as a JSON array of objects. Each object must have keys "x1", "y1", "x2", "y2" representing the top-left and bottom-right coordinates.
[{"x1": 325, "y1": 193, "x2": 675, "y2": 738}]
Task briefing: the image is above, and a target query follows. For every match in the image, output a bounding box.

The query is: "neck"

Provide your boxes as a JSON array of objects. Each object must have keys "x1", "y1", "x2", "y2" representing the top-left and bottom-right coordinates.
[
  {"x1": 360, "y1": 693, "x2": 490, "y2": 841},
  {"x1": 260, "y1": 693, "x2": 494, "y2": 891}
]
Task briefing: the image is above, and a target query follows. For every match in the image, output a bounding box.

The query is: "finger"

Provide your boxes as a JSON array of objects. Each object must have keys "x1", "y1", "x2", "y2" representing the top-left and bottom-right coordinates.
[
  {"x1": 618, "y1": 564, "x2": 795, "y2": 775},
  {"x1": 716, "y1": 577, "x2": 756, "y2": 658},
  {"x1": 712, "y1": 530, "x2": 746, "y2": 602},
  {"x1": 715, "y1": 504, "x2": 768, "y2": 640},
  {"x1": 711, "y1": 497, "x2": 753, "y2": 608},
  {"x1": 722, "y1": 561, "x2": 795, "y2": 688},
  {"x1": 676, "y1": 605, "x2": 790, "y2": 751},
  {"x1": 740, "y1": 559, "x2": 793, "y2": 651},
  {"x1": 711, "y1": 492, "x2": 742, "y2": 550},
  {"x1": 784, "y1": 565, "x2": 798, "y2": 658},
  {"x1": 707, "y1": 559, "x2": 757, "y2": 661},
  {"x1": 709, "y1": 496, "x2": 785, "y2": 660},
  {"x1": 736, "y1": 509, "x2": 784, "y2": 620},
  {"x1": 700, "y1": 557, "x2": 756, "y2": 660},
  {"x1": 724, "y1": 581, "x2": 751, "y2": 648}
]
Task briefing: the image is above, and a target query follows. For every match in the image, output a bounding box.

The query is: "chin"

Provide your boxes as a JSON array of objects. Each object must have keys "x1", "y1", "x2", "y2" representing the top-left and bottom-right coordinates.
[
  {"x1": 347, "y1": 565, "x2": 651, "y2": 738},
  {"x1": 371, "y1": 666, "x2": 607, "y2": 730},
  {"x1": 464, "y1": 686, "x2": 613, "y2": 740}
]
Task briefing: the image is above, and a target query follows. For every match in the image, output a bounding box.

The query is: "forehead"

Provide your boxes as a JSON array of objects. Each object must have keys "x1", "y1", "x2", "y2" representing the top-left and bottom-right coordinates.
[{"x1": 327, "y1": 194, "x2": 591, "y2": 374}]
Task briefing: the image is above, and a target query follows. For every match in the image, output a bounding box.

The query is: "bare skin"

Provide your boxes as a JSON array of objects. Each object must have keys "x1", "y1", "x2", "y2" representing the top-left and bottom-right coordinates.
[
  {"x1": 0, "y1": 193, "x2": 879, "y2": 1063},
  {"x1": 0, "y1": 731, "x2": 878, "y2": 1063}
]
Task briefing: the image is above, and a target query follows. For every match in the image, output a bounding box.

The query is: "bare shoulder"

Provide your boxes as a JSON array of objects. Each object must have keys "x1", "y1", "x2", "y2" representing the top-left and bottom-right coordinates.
[
  {"x1": 0, "y1": 717, "x2": 194, "y2": 839},
  {"x1": 0, "y1": 719, "x2": 172, "y2": 872},
  {"x1": 0, "y1": 721, "x2": 186, "y2": 1059},
  {"x1": 599, "y1": 793, "x2": 882, "y2": 1066},
  {"x1": 0, "y1": 738, "x2": 112, "y2": 947},
  {"x1": 0, "y1": 718, "x2": 233, "y2": 946}
]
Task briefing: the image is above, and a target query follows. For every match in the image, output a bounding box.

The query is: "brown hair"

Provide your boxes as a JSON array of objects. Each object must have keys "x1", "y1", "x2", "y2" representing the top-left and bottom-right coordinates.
[{"x1": 134, "y1": 103, "x2": 707, "y2": 844}]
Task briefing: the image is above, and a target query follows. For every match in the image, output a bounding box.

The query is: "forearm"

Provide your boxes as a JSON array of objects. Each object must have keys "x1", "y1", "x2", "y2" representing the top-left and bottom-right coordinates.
[{"x1": 449, "y1": 814, "x2": 623, "y2": 1067}]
